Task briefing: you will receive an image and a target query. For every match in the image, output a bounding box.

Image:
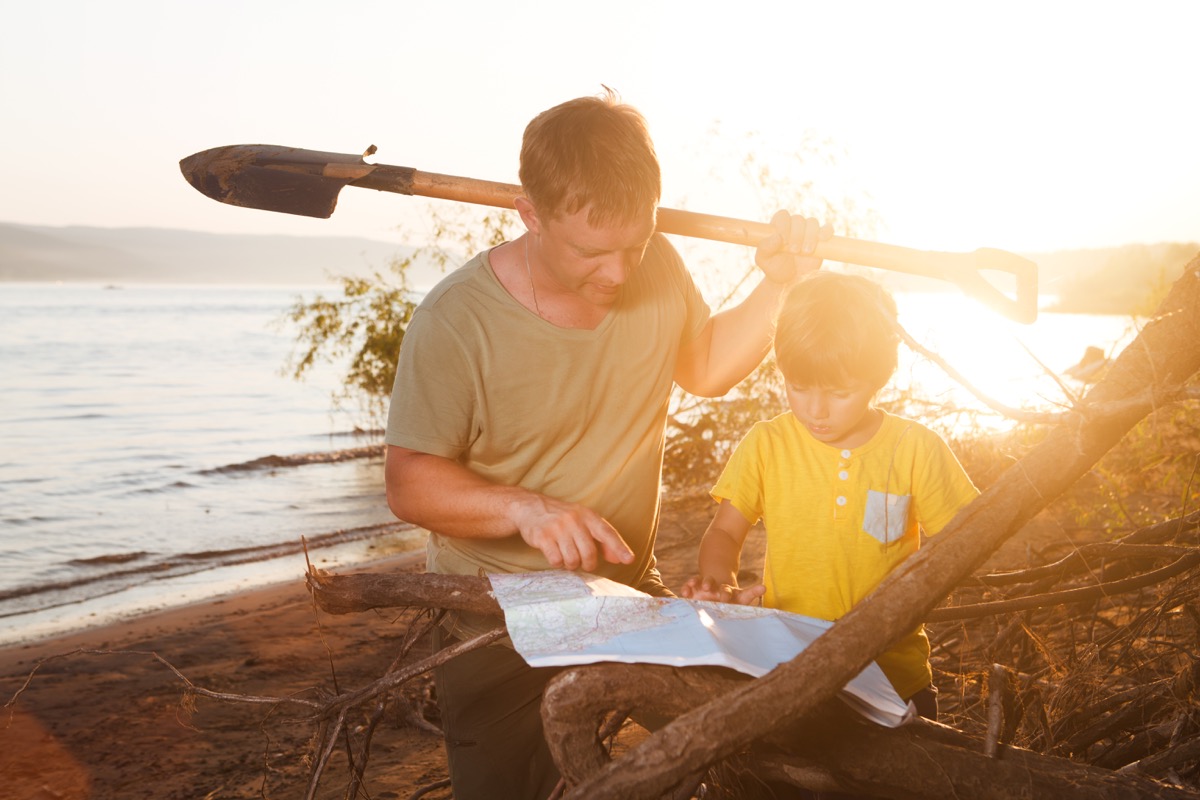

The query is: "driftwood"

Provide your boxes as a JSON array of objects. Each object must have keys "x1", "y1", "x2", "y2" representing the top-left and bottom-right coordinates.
[
  {"x1": 309, "y1": 570, "x2": 501, "y2": 616},
  {"x1": 540, "y1": 662, "x2": 1200, "y2": 799}
]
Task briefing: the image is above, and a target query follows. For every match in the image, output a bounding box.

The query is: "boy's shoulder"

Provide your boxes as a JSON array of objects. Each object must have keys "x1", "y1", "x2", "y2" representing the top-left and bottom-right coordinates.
[
  {"x1": 873, "y1": 412, "x2": 960, "y2": 460},
  {"x1": 747, "y1": 411, "x2": 802, "y2": 437}
]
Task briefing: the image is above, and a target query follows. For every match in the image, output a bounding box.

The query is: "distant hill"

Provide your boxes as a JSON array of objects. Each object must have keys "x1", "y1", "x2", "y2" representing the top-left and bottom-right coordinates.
[
  {"x1": 3, "y1": 222, "x2": 1196, "y2": 314},
  {"x1": 863, "y1": 242, "x2": 1199, "y2": 315},
  {"x1": 1028, "y1": 243, "x2": 1198, "y2": 314},
  {"x1": 0, "y1": 222, "x2": 450, "y2": 289}
]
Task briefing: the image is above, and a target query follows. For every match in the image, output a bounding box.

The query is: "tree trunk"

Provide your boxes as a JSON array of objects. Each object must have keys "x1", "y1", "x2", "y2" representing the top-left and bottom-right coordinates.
[
  {"x1": 542, "y1": 662, "x2": 1200, "y2": 799},
  {"x1": 564, "y1": 254, "x2": 1200, "y2": 799}
]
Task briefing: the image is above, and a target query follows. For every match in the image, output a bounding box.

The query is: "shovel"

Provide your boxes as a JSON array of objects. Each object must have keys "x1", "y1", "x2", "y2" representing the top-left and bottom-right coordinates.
[{"x1": 179, "y1": 144, "x2": 1038, "y2": 323}]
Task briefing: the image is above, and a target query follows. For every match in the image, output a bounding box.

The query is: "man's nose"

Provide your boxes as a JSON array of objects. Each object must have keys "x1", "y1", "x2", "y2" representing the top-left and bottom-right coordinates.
[{"x1": 599, "y1": 251, "x2": 638, "y2": 285}]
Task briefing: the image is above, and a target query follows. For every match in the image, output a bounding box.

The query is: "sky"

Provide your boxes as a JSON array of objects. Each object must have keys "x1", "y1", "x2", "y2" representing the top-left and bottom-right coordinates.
[{"x1": 2, "y1": 0, "x2": 1198, "y2": 256}]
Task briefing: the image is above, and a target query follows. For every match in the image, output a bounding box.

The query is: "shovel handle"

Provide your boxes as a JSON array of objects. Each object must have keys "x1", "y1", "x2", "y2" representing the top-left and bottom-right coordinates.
[
  {"x1": 183, "y1": 145, "x2": 1038, "y2": 324},
  {"x1": 354, "y1": 165, "x2": 1038, "y2": 324},
  {"x1": 655, "y1": 208, "x2": 1039, "y2": 324}
]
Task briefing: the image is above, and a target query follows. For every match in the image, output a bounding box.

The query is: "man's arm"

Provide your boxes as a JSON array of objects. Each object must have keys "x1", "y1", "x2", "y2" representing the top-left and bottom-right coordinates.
[
  {"x1": 673, "y1": 212, "x2": 829, "y2": 397},
  {"x1": 385, "y1": 445, "x2": 634, "y2": 571}
]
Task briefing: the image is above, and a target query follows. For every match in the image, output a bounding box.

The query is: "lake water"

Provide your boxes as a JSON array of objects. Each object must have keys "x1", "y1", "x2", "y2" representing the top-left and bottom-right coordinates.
[
  {"x1": 0, "y1": 281, "x2": 1140, "y2": 646},
  {"x1": 0, "y1": 283, "x2": 424, "y2": 646}
]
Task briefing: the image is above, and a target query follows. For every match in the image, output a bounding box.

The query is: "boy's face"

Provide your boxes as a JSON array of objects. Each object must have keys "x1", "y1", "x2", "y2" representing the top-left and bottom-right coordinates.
[{"x1": 784, "y1": 378, "x2": 881, "y2": 449}]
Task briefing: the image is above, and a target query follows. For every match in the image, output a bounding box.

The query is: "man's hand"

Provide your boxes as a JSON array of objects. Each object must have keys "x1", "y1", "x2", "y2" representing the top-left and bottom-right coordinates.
[
  {"x1": 513, "y1": 494, "x2": 635, "y2": 572},
  {"x1": 679, "y1": 574, "x2": 766, "y2": 606},
  {"x1": 754, "y1": 210, "x2": 832, "y2": 285}
]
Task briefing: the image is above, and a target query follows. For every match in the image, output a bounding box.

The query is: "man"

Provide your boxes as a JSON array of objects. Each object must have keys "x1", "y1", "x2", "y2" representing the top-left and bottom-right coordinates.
[{"x1": 384, "y1": 89, "x2": 828, "y2": 799}]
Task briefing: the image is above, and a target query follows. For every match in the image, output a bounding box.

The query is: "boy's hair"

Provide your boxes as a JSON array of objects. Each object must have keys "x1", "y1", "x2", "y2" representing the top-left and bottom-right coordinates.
[
  {"x1": 774, "y1": 271, "x2": 900, "y2": 390},
  {"x1": 519, "y1": 88, "x2": 661, "y2": 226}
]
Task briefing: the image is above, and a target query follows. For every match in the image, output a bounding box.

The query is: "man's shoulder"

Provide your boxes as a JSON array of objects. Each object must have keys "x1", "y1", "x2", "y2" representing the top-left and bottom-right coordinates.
[
  {"x1": 419, "y1": 250, "x2": 493, "y2": 309},
  {"x1": 643, "y1": 232, "x2": 686, "y2": 274},
  {"x1": 412, "y1": 250, "x2": 522, "y2": 336}
]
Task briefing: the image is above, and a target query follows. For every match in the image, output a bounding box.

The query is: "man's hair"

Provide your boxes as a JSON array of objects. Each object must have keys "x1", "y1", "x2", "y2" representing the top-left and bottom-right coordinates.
[
  {"x1": 519, "y1": 88, "x2": 661, "y2": 225},
  {"x1": 774, "y1": 271, "x2": 900, "y2": 390}
]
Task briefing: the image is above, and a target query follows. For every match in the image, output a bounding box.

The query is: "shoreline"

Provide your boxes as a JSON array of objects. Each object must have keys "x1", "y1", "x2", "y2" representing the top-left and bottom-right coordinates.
[
  {"x1": 0, "y1": 521, "x2": 427, "y2": 650},
  {"x1": 0, "y1": 543, "x2": 427, "y2": 663}
]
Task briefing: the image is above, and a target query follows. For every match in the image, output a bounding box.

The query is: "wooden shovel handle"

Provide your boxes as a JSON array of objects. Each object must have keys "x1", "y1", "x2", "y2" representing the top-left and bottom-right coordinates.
[{"x1": 353, "y1": 165, "x2": 1038, "y2": 324}]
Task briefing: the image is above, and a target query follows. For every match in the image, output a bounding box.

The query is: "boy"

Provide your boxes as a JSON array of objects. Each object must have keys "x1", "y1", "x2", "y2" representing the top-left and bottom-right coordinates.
[{"x1": 681, "y1": 271, "x2": 979, "y2": 718}]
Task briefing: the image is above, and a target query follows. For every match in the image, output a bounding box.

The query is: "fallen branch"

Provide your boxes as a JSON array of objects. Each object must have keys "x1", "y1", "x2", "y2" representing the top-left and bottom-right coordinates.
[
  {"x1": 4, "y1": 648, "x2": 322, "y2": 715},
  {"x1": 541, "y1": 662, "x2": 1200, "y2": 799},
  {"x1": 928, "y1": 550, "x2": 1200, "y2": 621},
  {"x1": 974, "y1": 512, "x2": 1200, "y2": 587},
  {"x1": 308, "y1": 569, "x2": 501, "y2": 616}
]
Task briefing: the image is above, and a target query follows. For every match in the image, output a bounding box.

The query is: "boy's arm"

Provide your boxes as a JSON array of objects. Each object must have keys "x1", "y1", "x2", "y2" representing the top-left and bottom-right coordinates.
[{"x1": 680, "y1": 500, "x2": 766, "y2": 605}]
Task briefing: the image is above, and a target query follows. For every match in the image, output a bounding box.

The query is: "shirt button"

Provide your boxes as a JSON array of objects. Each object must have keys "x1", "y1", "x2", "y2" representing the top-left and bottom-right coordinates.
[
  {"x1": 838, "y1": 470, "x2": 849, "y2": 480},
  {"x1": 841, "y1": 449, "x2": 852, "y2": 458},
  {"x1": 836, "y1": 496, "x2": 848, "y2": 506}
]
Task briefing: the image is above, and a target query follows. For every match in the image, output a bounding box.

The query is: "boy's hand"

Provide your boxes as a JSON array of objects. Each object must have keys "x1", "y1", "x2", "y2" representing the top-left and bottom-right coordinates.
[
  {"x1": 680, "y1": 575, "x2": 766, "y2": 606},
  {"x1": 755, "y1": 211, "x2": 831, "y2": 285}
]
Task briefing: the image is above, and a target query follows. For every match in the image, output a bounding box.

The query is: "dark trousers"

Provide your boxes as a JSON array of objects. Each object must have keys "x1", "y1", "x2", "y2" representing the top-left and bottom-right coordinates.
[{"x1": 433, "y1": 628, "x2": 562, "y2": 800}]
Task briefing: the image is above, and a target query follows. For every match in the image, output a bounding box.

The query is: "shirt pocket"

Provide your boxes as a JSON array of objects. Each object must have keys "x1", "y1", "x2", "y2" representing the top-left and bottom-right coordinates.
[{"x1": 863, "y1": 490, "x2": 912, "y2": 546}]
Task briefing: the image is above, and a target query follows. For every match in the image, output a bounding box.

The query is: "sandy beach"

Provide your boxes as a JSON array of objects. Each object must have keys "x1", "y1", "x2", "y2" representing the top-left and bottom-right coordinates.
[
  {"x1": 0, "y1": 490, "x2": 724, "y2": 800},
  {"x1": 0, "y1": 548, "x2": 454, "y2": 800}
]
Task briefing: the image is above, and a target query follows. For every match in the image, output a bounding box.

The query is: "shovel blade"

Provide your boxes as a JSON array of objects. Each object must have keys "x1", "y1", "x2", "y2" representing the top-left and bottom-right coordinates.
[{"x1": 179, "y1": 145, "x2": 365, "y2": 219}]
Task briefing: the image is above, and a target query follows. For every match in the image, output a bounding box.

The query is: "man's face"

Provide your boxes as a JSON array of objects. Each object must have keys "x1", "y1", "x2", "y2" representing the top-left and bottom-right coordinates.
[{"x1": 533, "y1": 204, "x2": 657, "y2": 307}]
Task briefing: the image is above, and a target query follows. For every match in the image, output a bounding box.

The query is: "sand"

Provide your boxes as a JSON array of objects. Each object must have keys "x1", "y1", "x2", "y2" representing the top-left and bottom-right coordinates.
[{"x1": 0, "y1": 490, "x2": 724, "y2": 800}]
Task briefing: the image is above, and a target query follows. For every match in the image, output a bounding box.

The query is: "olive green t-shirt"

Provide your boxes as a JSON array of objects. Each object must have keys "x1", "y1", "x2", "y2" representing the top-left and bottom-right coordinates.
[{"x1": 386, "y1": 234, "x2": 710, "y2": 605}]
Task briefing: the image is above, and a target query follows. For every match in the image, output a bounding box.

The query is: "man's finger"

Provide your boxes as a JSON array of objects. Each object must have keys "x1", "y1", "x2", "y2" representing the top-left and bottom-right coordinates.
[
  {"x1": 540, "y1": 538, "x2": 564, "y2": 569},
  {"x1": 594, "y1": 525, "x2": 634, "y2": 565},
  {"x1": 800, "y1": 216, "x2": 819, "y2": 255}
]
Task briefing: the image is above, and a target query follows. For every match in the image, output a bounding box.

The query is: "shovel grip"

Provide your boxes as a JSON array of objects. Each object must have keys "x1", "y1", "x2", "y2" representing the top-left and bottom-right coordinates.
[{"x1": 360, "y1": 167, "x2": 1040, "y2": 323}]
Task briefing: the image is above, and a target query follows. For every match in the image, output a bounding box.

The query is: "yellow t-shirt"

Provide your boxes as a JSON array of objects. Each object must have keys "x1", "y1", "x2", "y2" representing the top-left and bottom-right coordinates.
[{"x1": 712, "y1": 411, "x2": 979, "y2": 699}]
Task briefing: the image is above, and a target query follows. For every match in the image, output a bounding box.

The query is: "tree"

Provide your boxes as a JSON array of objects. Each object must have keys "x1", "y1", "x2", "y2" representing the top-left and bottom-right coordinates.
[{"x1": 280, "y1": 207, "x2": 519, "y2": 423}]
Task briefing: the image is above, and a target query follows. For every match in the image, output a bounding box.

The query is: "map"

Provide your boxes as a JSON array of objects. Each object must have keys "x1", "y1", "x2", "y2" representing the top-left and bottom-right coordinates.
[{"x1": 488, "y1": 571, "x2": 911, "y2": 727}]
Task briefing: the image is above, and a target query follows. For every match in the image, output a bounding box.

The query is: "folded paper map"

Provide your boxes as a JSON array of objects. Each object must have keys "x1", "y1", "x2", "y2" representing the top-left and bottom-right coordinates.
[{"x1": 488, "y1": 571, "x2": 911, "y2": 728}]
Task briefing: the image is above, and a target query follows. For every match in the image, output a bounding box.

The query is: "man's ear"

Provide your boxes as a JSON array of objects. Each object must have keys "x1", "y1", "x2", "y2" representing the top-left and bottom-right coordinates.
[{"x1": 514, "y1": 196, "x2": 541, "y2": 235}]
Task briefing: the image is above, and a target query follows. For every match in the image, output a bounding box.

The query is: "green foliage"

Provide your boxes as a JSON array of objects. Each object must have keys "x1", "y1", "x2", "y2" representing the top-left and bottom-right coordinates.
[
  {"x1": 280, "y1": 206, "x2": 520, "y2": 423},
  {"x1": 281, "y1": 258, "x2": 415, "y2": 423}
]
